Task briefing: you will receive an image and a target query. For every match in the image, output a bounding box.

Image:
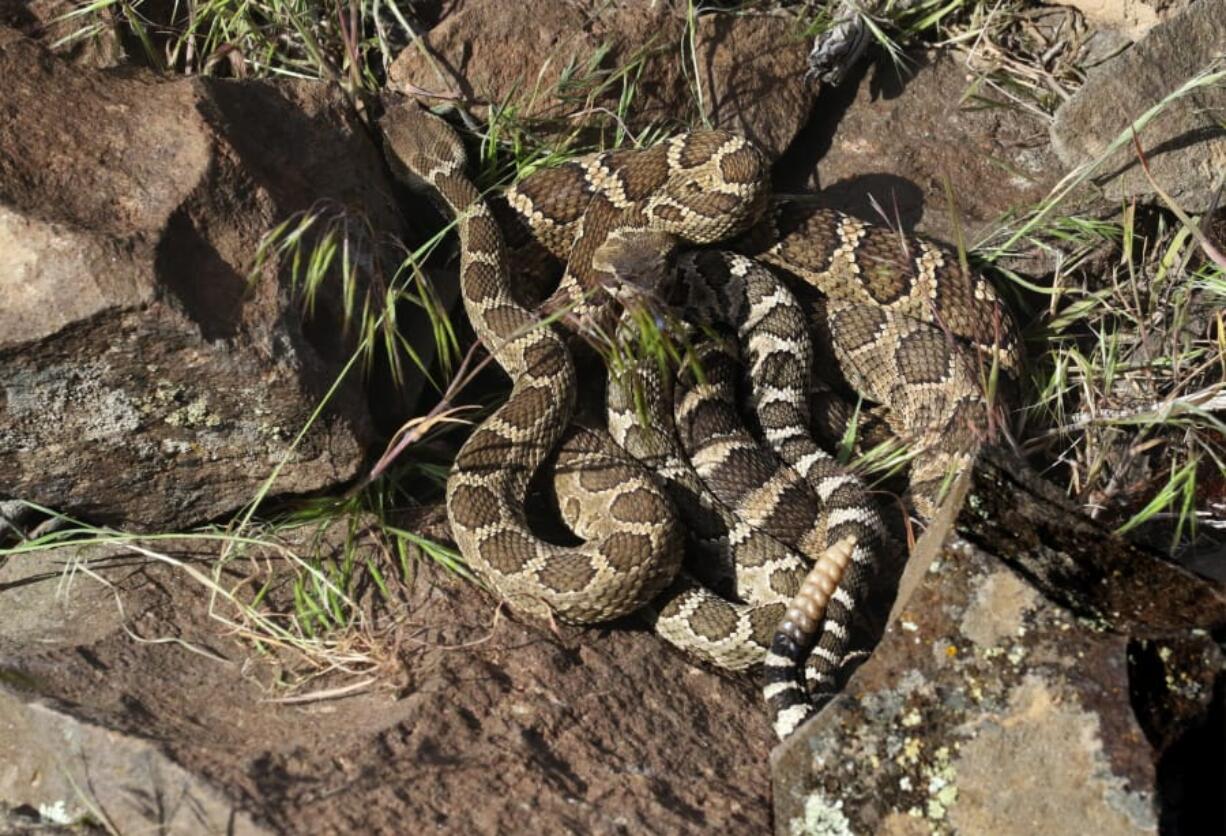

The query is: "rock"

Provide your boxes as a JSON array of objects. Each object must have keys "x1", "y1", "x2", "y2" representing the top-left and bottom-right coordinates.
[
  {"x1": 388, "y1": 0, "x2": 600, "y2": 116},
  {"x1": 0, "y1": 31, "x2": 390, "y2": 530},
  {"x1": 0, "y1": 691, "x2": 271, "y2": 834},
  {"x1": 772, "y1": 453, "x2": 1226, "y2": 834},
  {"x1": 956, "y1": 447, "x2": 1226, "y2": 637},
  {"x1": 0, "y1": 0, "x2": 124, "y2": 67},
  {"x1": 389, "y1": 5, "x2": 1056, "y2": 241},
  {"x1": 772, "y1": 532, "x2": 1159, "y2": 834},
  {"x1": 0, "y1": 520, "x2": 775, "y2": 832},
  {"x1": 1040, "y1": 0, "x2": 1194, "y2": 41},
  {"x1": 781, "y1": 52, "x2": 1062, "y2": 244},
  {"x1": 1051, "y1": 0, "x2": 1226, "y2": 213},
  {"x1": 387, "y1": 0, "x2": 812, "y2": 158},
  {"x1": 696, "y1": 13, "x2": 814, "y2": 160}
]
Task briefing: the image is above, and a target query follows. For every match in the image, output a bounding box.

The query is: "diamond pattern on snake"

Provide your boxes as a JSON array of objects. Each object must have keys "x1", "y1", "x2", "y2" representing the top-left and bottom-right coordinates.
[{"x1": 381, "y1": 102, "x2": 1020, "y2": 740}]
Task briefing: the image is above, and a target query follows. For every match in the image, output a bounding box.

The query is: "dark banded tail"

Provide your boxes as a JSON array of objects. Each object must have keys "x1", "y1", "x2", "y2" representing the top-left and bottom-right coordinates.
[{"x1": 763, "y1": 535, "x2": 855, "y2": 740}]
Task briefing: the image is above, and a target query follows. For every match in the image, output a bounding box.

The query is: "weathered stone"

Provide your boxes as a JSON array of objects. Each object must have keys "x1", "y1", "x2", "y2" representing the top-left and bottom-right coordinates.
[
  {"x1": 957, "y1": 448, "x2": 1226, "y2": 636},
  {"x1": 772, "y1": 532, "x2": 1159, "y2": 834},
  {"x1": 696, "y1": 14, "x2": 813, "y2": 161},
  {"x1": 388, "y1": 0, "x2": 812, "y2": 157},
  {"x1": 786, "y1": 52, "x2": 1061, "y2": 244},
  {"x1": 0, "y1": 31, "x2": 390, "y2": 530},
  {"x1": 1051, "y1": 0, "x2": 1226, "y2": 213},
  {"x1": 389, "y1": 0, "x2": 595, "y2": 112},
  {"x1": 772, "y1": 453, "x2": 1226, "y2": 834}
]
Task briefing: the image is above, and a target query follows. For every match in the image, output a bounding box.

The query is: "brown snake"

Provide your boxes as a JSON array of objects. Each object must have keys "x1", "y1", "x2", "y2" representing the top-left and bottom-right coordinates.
[{"x1": 382, "y1": 102, "x2": 1020, "y2": 739}]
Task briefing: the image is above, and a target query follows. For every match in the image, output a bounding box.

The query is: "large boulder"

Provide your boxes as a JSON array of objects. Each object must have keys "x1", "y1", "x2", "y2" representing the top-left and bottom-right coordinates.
[
  {"x1": 0, "y1": 30, "x2": 395, "y2": 530},
  {"x1": 0, "y1": 690, "x2": 270, "y2": 835},
  {"x1": 773, "y1": 540, "x2": 1161, "y2": 835},
  {"x1": 772, "y1": 452, "x2": 1226, "y2": 834},
  {"x1": 786, "y1": 52, "x2": 1062, "y2": 244}
]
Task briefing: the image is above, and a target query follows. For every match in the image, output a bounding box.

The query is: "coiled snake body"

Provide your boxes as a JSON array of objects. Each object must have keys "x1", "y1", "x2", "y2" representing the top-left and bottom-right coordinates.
[{"x1": 383, "y1": 103, "x2": 1019, "y2": 739}]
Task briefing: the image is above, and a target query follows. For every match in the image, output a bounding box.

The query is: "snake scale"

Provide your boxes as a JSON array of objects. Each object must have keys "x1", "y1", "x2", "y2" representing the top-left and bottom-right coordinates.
[{"x1": 382, "y1": 102, "x2": 1020, "y2": 740}]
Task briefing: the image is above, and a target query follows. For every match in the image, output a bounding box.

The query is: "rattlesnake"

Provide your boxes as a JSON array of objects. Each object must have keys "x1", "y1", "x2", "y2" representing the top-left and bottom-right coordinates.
[{"x1": 382, "y1": 102, "x2": 1019, "y2": 739}]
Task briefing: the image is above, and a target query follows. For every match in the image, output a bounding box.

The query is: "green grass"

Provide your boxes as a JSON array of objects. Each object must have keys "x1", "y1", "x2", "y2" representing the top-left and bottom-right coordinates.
[
  {"x1": 249, "y1": 203, "x2": 461, "y2": 391},
  {"x1": 964, "y1": 61, "x2": 1226, "y2": 554}
]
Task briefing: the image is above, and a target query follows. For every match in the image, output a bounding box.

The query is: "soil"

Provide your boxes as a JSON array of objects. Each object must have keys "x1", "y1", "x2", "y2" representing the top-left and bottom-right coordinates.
[{"x1": 0, "y1": 518, "x2": 775, "y2": 833}]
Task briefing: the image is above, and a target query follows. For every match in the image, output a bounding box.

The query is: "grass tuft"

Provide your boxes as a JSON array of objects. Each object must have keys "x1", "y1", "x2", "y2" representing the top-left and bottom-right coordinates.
[{"x1": 55, "y1": 0, "x2": 416, "y2": 92}]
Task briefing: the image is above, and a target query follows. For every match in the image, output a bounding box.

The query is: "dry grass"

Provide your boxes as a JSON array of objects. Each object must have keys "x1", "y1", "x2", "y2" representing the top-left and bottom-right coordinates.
[{"x1": 1014, "y1": 203, "x2": 1225, "y2": 554}]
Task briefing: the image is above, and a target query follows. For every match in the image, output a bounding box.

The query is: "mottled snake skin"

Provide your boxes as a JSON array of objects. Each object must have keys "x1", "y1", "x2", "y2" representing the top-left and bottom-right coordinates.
[
  {"x1": 383, "y1": 104, "x2": 685, "y2": 626},
  {"x1": 383, "y1": 103, "x2": 1019, "y2": 740}
]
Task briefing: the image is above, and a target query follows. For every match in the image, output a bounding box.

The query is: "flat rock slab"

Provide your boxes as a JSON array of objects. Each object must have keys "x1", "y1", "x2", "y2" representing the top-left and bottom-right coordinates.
[
  {"x1": 771, "y1": 538, "x2": 1159, "y2": 835},
  {"x1": 0, "y1": 691, "x2": 270, "y2": 835},
  {"x1": 1051, "y1": 0, "x2": 1226, "y2": 212},
  {"x1": 0, "y1": 527, "x2": 775, "y2": 833},
  {"x1": 771, "y1": 453, "x2": 1226, "y2": 835}
]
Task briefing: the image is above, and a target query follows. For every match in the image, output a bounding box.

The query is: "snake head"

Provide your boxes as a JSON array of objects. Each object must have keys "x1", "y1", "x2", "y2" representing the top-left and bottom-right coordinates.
[
  {"x1": 647, "y1": 131, "x2": 770, "y2": 245},
  {"x1": 592, "y1": 228, "x2": 679, "y2": 300},
  {"x1": 380, "y1": 100, "x2": 469, "y2": 190}
]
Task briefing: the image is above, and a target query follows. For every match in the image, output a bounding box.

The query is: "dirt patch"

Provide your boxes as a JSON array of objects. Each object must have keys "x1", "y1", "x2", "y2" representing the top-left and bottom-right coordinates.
[{"x1": 0, "y1": 528, "x2": 774, "y2": 833}]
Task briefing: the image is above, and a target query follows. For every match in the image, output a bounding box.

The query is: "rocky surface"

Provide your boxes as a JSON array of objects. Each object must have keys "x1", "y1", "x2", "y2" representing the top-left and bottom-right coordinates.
[
  {"x1": 1051, "y1": 0, "x2": 1226, "y2": 213},
  {"x1": 4, "y1": 2, "x2": 1224, "y2": 832},
  {"x1": 0, "y1": 30, "x2": 389, "y2": 530},
  {"x1": 1041, "y1": 0, "x2": 1195, "y2": 40},
  {"x1": 1, "y1": 690, "x2": 269, "y2": 835},
  {"x1": 772, "y1": 460, "x2": 1226, "y2": 835},
  {"x1": 0, "y1": 520, "x2": 775, "y2": 833},
  {"x1": 774, "y1": 544, "x2": 1159, "y2": 834},
  {"x1": 391, "y1": 3, "x2": 1060, "y2": 246},
  {"x1": 778, "y1": 52, "x2": 1062, "y2": 245},
  {"x1": 388, "y1": 0, "x2": 813, "y2": 158}
]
